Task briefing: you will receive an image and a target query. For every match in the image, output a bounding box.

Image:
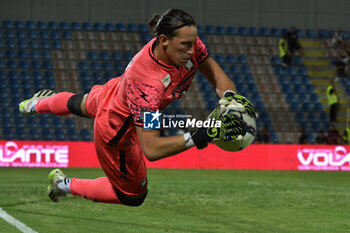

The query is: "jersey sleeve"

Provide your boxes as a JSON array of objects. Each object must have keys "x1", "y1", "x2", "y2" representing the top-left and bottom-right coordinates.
[
  {"x1": 126, "y1": 78, "x2": 163, "y2": 126},
  {"x1": 194, "y1": 37, "x2": 209, "y2": 64}
]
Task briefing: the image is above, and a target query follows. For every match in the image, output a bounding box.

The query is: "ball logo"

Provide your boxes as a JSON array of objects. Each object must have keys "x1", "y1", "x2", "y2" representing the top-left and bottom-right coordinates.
[
  {"x1": 0, "y1": 141, "x2": 69, "y2": 167},
  {"x1": 297, "y1": 146, "x2": 350, "y2": 170}
]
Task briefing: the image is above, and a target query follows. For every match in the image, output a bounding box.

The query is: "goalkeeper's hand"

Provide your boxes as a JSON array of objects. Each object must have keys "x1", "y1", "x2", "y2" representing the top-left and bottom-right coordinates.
[
  {"x1": 187, "y1": 114, "x2": 246, "y2": 150},
  {"x1": 209, "y1": 90, "x2": 258, "y2": 119}
]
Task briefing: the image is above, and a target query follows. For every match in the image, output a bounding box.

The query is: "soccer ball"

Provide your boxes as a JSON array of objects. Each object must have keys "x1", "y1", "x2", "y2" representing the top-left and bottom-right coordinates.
[{"x1": 213, "y1": 106, "x2": 257, "y2": 152}]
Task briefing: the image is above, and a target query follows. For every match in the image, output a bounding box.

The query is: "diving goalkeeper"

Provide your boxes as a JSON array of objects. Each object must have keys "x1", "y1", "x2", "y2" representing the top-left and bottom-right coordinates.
[{"x1": 19, "y1": 9, "x2": 256, "y2": 206}]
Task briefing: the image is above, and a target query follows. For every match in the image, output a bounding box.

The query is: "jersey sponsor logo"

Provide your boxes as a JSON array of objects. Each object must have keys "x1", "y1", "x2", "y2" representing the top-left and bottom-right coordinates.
[
  {"x1": 161, "y1": 74, "x2": 171, "y2": 88},
  {"x1": 138, "y1": 88, "x2": 149, "y2": 103},
  {"x1": 172, "y1": 74, "x2": 194, "y2": 99},
  {"x1": 143, "y1": 110, "x2": 161, "y2": 129},
  {"x1": 185, "y1": 60, "x2": 194, "y2": 70}
]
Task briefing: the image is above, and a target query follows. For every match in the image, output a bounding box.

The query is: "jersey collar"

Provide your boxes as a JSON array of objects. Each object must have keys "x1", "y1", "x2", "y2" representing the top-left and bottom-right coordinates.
[{"x1": 148, "y1": 38, "x2": 178, "y2": 70}]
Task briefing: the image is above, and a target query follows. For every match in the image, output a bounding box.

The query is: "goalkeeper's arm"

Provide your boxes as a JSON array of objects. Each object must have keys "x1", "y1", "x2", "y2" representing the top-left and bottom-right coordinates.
[{"x1": 135, "y1": 114, "x2": 246, "y2": 162}]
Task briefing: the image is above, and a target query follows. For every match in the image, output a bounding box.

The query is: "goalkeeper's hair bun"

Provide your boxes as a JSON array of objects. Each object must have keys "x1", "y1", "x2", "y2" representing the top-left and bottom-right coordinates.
[{"x1": 148, "y1": 9, "x2": 196, "y2": 40}]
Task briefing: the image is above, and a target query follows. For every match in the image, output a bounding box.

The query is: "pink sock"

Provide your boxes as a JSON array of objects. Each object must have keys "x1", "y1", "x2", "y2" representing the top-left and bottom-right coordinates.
[
  {"x1": 70, "y1": 177, "x2": 122, "y2": 204},
  {"x1": 36, "y1": 92, "x2": 74, "y2": 115}
]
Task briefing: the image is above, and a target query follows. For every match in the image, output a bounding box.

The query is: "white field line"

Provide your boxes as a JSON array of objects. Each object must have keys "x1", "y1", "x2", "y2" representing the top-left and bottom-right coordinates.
[{"x1": 0, "y1": 208, "x2": 38, "y2": 233}]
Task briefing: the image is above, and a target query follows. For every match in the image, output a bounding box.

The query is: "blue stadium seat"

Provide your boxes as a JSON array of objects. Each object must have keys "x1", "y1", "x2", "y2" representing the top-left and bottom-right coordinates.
[
  {"x1": 104, "y1": 72, "x2": 113, "y2": 81},
  {"x1": 7, "y1": 60, "x2": 16, "y2": 69},
  {"x1": 50, "y1": 31, "x2": 60, "y2": 40},
  {"x1": 17, "y1": 40, "x2": 27, "y2": 49},
  {"x1": 29, "y1": 40, "x2": 39, "y2": 49},
  {"x1": 79, "y1": 71, "x2": 90, "y2": 81},
  {"x1": 100, "y1": 51, "x2": 110, "y2": 60},
  {"x1": 2, "y1": 128, "x2": 14, "y2": 140},
  {"x1": 67, "y1": 129, "x2": 78, "y2": 141},
  {"x1": 127, "y1": 24, "x2": 137, "y2": 32},
  {"x1": 27, "y1": 30, "x2": 37, "y2": 39},
  {"x1": 41, "y1": 129, "x2": 53, "y2": 140},
  {"x1": 5, "y1": 30, "x2": 14, "y2": 38},
  {"x1": 78, "y1": 61, "x2": 88, "y2": 70},
  {"x1": 94, "y1": 22, "x2": 104, "y2": 31},
  {"x1": 214, "y1": 55, "x2": 225, "y2": 64},
  {"x1": 31, "y1": 60, "x2": 41, "y2": 69},
  {"x1": 0, "y1": 60, "x2": 4, "y2": 69},
  {"x1": 52, "y1": 41, "x2": 61, "y2": 49},
  {"x1": 60, "y1": 22, "x2": 70, "y2": 30},
  {"x1": 1, "y1": 108, "x2": 10, "y2": 118},
  {"x1": 114, "y1": 62, "x2": 124, "y2": 72},
  {"x1": 226, "y1": 55, "x2": 236, "y2": 64},
  {"x1": 105, "y1": 23, "x2": 114, "y2": 31},
  {"x1": 41, "y1": 50, "x2": 51, "y2": 59},
  {"x1": 318, "y1": 29, "x2": 329, "y2": 38},
  {"x1": 3, "y1": 20, "x2": 12, "y2": 29},
  {"x1": 111, "y1": 51, "x2": 121, "y2": 61},
  {"x1": 30, "y1": 50, "x2": 39, "y2": 59},
  {"x1": 240, "y1": 65, "x2": 251, "y2": 75},
  {"x1": 90, "y1": 62, "x2": 101, "y2": 70},
  {"x1": 82, "y1": 22, "x2": 92, "y2": 30},
  {"x1": 270, "y1": 28, "x2": 281, "y2": 37},
  {"x1": 306, "y1": 29, "x2": 315, "y2": 38},
  {"x1": 139, "y1": 24, "x2": 148, "y2": 33},
  {"x1": 249, "y1": 27, "x2": 259, "y2": 36},
  {"x1": 14, "y1": 20, "x2": 24, "y2": 29},
  {"x1": 238, "y1": 27, "x2": 248, "y2": 35},
  {"x1": 274, "y1": 66, "x2": 285, "y2": 75},
  {"x1": 64, "y1": 119, "x2": 76, "y2": 129},
  {"x1": 1, "y1": 118, "x2": 12, "y2": 128},
  {"x1": 102, "y1": 62, "x2": 112, "y2": 71},
  {"x1": 286, "y1": 67, "x2": 297, "y2": 76},
  {"x1": 123, "y1": 52, "x2": 132, "y2": 61},
  {"x1": 14, "y1": 117, "x2": 25, "y2": 128},
  {"x1": 6, "y1": 39, "x2": 16, "y2": 48},
  {"x1": 37, "y1": 21, "x2": 46, "y2": 30},
  {"x1": 0, "y1": 40, "x2": 3, "y2": 49},
  {"x1": 6, "y1": 49, "x2": 15, "y2": 59},
  {"x1": 25, "y1": 21, "x2": 35, "y2": 29},
  {"x1": 141, "y1": 33, "x2": 151, "y2": 43},
  {"x1": 17, "y1": 50, "x2": 28, "y2": 59},
  {"x1": 205, "y1": 26, "x2": 215, "y2": 34},
  {"x1": 62, "y1": 31, "x2": 72, "y2": 40},
  {"x1": 48, "y1": 21, "x2": 58, "y2": 30},
  {"x1": 237, "y1": 55, "x2": 247, "y2": 64},
  {"x1": 70, "y1": 22, "x2": 80, "y2": 30},
  {"x1": 39, "y1": 30, "x2": 49, "y2": 39},
  {"x1": 229, "y1": 65, "x2": 239, "y2": 75},
  {"x1": 8, "y1": 70, "x2": 18, "y2": 79},
  {"x1": 116, "y1": 23, "x2": 126, "y2": 32},
  {"x1": 216, "y1": 26, "x2": 226, "y2": 34},
  {"x1": 197, "y1": 25, "x2": 204, "y2": 35},
  {"x1": 19, "y1": 60, "x2": 29, "y2": 69},
  {"x1": 54, "y1": 129, "x2": 65, "y2": 141},
  {"x1": 292, "y1": 57, "x2": 303, "y2": 66},
  {"x1": 41, "y1": 40, "x2": 50, "y2": 49},
  {"x1": 259, "y1": 27, "x2": 270, "y2": 36},
  {"x1": 28, "y1": 129, "x2": 40, "y2": 140},
  {"x1": 43, "y1": 61, "x2": 53, "y2": 69},
  {"x1": 80, "y1": 129, "x2": 91, "y2": 141},
  {"x1": 0, "y1": 51, "x2": 3, "y2": 59},
  {"x1": 270, "y1": 56, "x2": 281, "y2": 66},
  {"x1": 16, "y1": 30, "x2": 25, "y2": 39},
  {"x1": 88, "y1": 51, "x2": 98, "y2": 60}
]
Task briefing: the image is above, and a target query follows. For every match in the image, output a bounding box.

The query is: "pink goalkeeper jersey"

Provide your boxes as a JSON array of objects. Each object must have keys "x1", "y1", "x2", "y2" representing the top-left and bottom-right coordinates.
[{"x1": 87, "y1": 37, "x2": 209, "y2": 145}]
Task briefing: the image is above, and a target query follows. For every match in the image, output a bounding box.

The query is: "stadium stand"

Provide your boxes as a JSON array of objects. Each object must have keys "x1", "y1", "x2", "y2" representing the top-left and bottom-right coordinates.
[{"x1": 0, "y1": 20, "x2": 349, "y2": 143}]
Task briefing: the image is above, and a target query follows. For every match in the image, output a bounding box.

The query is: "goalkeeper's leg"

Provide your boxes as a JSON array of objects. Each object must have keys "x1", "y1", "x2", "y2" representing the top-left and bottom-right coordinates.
[{"x1": 19, "y1": 90, "x2": 90, "y2": 118}]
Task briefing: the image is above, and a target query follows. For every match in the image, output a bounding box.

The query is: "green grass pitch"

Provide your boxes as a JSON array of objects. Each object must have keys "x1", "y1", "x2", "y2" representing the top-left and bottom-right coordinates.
[{"x1": 0, "y1": 167, "x2": 350, "y2": 233}]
